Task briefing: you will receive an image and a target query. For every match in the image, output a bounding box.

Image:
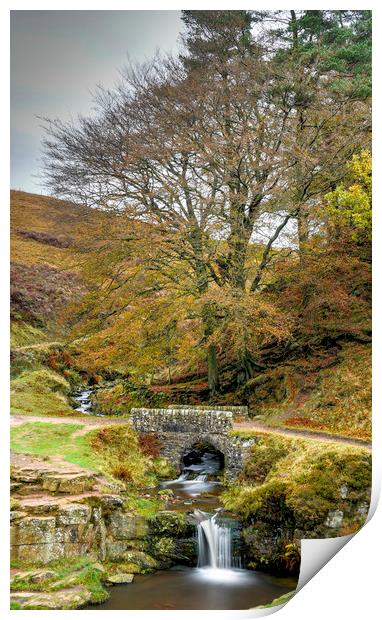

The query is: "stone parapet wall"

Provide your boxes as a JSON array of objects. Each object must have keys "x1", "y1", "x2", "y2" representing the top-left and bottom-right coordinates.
[
  {"x1": 168, "y1": 405, "x2": 249, "y2": 418},
  {"x1": 130, "y1": 407, "x2": 233, "y2": 434},
  {"x1": 130, "y1": 407, "x2": 257, "y2": 479}
]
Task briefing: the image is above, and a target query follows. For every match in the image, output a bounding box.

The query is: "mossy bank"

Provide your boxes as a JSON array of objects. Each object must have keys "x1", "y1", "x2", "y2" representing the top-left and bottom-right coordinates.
[{"x1": 223, "y1": 433, "x2": 371, "y2": 574}]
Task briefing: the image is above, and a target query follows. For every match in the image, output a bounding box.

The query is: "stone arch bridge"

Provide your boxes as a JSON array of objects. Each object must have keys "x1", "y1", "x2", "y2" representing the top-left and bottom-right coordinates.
[{"x1": 130, "y1": 407, "x2": 256, "y2": 479}]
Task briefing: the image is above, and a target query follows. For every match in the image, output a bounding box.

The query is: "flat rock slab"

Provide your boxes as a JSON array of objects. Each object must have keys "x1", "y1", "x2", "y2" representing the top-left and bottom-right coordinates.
[
  {"x1": 11, "y1": 569, "x2": 57, "y2": 585},
  {"x1": 42, "y1": 473, "x2": 96, "y2": 494},
  {"x1": 11, "y1": 587, "x2": 94, "y2": 610},
  {"x1": 107, "y1": 573, "x2": 134, "y2": 584}
]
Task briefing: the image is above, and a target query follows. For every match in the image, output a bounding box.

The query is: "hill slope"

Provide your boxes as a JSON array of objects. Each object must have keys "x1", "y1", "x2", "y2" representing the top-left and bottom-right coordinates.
[
  {"x1": 10, "y1": 191, "x2": 93, "y2": 417},
  {"x1": 9, "y1": 190, "x2": 371, "y2": 440},
  {"x1": 11, "y1": 190, "x2": 90, "y2": 346}
]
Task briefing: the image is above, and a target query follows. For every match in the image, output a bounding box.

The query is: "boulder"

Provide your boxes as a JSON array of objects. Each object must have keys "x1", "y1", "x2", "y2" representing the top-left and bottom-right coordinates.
[
  {"x1": 325, "y1": 509, "x2": 344, "y2": 528},
  {"x1": 98, "y1": 495, "x2": 124, "y2": 510},
  {"x1": 11, "y1": 467, "x2": 43, "y2": 484},
  {"x1": 12, "y1": 542, "x2": 65, "y2": 564},
  {"x1": 56, "y1": 503, "x2": 92, "y2": 526},
  {"x1": 11, "y1": 516, "x2": 57, "y2": 545},
  {"x1": 104, "y1": 542, "x2": 158, "y2": 569},
  {"x1": 21, "y1": 499, "x2": 61, "y2": 515},
  {"x1": 11, "y1": 569, "x2": 57, "y2": 588},
  {"x1": 106, "y1": 573, "x2": 134, "y2": 585},
  {"x1": 42, "y1": 473, "x2": 95, "y2": 494},
  {"x1": 107, "y1": 511, "x2": 148, "y2": 540},
  {"x1": 10, "y1": 511, "x2": 28, "y2": 522},
  {"x1": 149, "y1": 511, "x2": 189, "y2": 537}
]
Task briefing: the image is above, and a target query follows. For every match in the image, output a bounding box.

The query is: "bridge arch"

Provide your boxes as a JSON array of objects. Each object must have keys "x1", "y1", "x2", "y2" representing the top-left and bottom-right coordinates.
[
  {"x1": 130, "y1": 407, "x2": 258, "y2": 479},
  {"x1": 179, "y1": 434, "x2": 227, "y2": 472}
]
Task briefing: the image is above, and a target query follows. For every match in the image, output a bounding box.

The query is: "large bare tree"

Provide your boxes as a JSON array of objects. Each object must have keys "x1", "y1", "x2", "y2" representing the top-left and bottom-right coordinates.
[{"x1": 42, "y1": 11, "x2": 370, "y2": 393}]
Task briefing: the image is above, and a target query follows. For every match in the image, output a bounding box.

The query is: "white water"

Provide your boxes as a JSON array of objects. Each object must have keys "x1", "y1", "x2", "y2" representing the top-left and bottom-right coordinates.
[
  {"x1": 195, "y1": 474, "x2": 208, "y2": 482},
  {"x1": 197, "y1": 513, "x2": 232, "y2": 570},
  {"x1": 73, "y1": 389, "x2": 93, "y2": 413}
]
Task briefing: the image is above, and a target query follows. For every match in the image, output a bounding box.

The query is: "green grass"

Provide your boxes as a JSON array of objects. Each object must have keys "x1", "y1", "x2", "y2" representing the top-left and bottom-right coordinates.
[
  {"x1": 123, "y1": 495, "x2": 165, "y2": 517},
  {"x1": 11, "y1": 557, "x2": 108, "y2": 603},
  {"x1": 10, "y1": 321, "x2": 46, "y2": 348},
  {"x1": 11, "y1": 368, "x2": 74, "y2": 417},
  {"x1": 10, "y1": 602, "x2": 22, "y2": 610},
  {"x1": 10, "y1": 422, "x2": 98, "y2": 471},
  {"x1": 10, "y1": 422, "x2": 169, "y2": 490}
]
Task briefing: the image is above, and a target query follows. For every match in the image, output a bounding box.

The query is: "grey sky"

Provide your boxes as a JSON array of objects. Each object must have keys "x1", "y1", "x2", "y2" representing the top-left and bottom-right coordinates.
[{"x1": 11, "y1": 10, "x2": 182, "y2": 193}]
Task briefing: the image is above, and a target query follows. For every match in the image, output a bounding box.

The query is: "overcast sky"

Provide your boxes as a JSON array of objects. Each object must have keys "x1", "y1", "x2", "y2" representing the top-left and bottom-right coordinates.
[{"x1": 10, "y1": 10, "x2": 183, "y2": 193}]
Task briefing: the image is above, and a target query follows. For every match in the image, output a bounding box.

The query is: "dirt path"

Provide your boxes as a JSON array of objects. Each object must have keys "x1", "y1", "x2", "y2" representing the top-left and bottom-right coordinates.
[
  {"x1": 10, "y1": 413, "x2": 371, "y2": 450},
  {"x1": 10, "y1": 413, "x2": 128, "y2": 434},
  {"x1": 12, "y1": 341, "x2": 62, "y2": 352},
  {"x1": 233, "y1": 420, "x2": 371, "y2": 449}
]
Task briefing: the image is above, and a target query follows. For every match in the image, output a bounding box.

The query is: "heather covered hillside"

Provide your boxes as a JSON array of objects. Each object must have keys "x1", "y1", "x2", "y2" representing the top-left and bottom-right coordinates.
[
  {"x1": 10, "y1": 191, "x2": 90, "y2": 345},
  {"x1": 10, "y1": 185, "x2": 371, "y2": 439}
]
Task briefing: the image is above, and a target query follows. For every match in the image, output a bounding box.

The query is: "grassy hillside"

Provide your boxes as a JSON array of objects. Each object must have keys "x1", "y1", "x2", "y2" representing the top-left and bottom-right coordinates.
[
  {"x1": 233, "y1": 341, "x2": 371, "y2": 440},
  {"x1": 11, "y1": 191, "x2": 90, "y2": 342},
  {"x1": 10, "y1": 191, "x2": 92, "y2": 416},
  {"x1": 10, "y1": 190, "x2": 371, "y2": 440}
]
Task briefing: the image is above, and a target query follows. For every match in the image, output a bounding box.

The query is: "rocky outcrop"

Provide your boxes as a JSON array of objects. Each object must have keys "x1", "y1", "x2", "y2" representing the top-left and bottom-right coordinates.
[
  {"x1": 10, "y1": 465, "x2": 197, "y2": 570},
  {"x1": 223, "y1": 436, "x2": 372, "y2": 576}
]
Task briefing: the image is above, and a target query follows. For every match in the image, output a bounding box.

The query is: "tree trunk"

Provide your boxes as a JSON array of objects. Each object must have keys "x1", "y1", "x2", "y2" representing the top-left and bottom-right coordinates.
[
  {"x1": 227, "y1": 234, "x2": 247, "y2": 290},
  {"x1": 202, "y1": 301, "x2": 219, "y2": 397},
  {"x1": 290, "y1": 10, "x2": 299, "y2": 50},
  {"x1": 187, "y1": 225, "x2": 220, "y2": 397},
  {"x1": 297, "y1": 206, "x2": 309, "y2": 265},
  {"x1": 207, "y1": 343, "x2": 218, "y2": 396}
]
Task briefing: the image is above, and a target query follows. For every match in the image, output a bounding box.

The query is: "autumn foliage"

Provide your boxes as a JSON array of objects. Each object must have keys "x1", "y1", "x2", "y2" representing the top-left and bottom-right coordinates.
[{"x1": 41, "y1": 13, "x2": 369, "y2": 396}]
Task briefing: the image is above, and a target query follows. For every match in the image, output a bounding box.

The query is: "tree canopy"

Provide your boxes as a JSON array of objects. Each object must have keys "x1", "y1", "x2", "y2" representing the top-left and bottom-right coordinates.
[{"x1": 42, "y1": 10, "x2": 371, "y2": 395}]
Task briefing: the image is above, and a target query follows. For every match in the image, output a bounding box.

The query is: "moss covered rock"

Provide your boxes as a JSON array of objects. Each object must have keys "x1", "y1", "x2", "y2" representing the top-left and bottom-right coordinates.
[
  {"x1": 107, "y1": 510, "x2": 148, "y2": 540},
  {"x1": 10, "y1": 587, "x2": 98, "y2": 610},
  {"x1": 148, "y1": 511, "x2": 189, "y2": 537}
]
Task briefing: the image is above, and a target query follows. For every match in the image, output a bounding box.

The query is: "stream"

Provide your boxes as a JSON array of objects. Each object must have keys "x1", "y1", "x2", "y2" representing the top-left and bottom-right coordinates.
[
  {"x1": 85, "y1": 443, "x2": 297, "y2": 610},
  {"x1": 72, "y1": 387, "x2": 96, "y2": 415}
]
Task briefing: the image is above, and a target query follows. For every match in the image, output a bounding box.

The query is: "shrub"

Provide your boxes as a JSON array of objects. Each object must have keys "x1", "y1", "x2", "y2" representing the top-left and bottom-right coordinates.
[
  {"x1": 90, "y1": 424, "x2": 150, "y2": 486},
  {"x1": 139, "y1": 433, "x2": 161, "y2": 458}
]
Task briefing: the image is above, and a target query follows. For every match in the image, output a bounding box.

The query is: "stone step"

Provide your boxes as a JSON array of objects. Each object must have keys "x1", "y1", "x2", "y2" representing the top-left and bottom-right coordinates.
[{"x1": 42, "y1": 473, "x2": 97, "y2": 494}]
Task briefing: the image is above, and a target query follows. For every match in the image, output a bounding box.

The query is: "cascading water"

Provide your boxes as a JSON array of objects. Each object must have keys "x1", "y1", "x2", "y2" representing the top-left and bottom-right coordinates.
[
  {"x1": 195, "y1": 474, "x2": 208, "y2": 482},
  {"x1": 86, "y1": 442, "x2": 298, "y2": 610},
  {"x1": 197, "y1": 513, "x2": 232, "y2": 569},
  {"x1": 73, "y1": 388, "x2": 93, "y2": 413},
  {"x1": 159, "y1": 446, "x2": 224, "y2": 500}
]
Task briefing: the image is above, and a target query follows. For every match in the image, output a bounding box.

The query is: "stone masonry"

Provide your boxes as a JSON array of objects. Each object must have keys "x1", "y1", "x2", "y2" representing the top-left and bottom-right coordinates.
[{"x1": 130, "y1": 407, "x2": 256, "y2": 479}]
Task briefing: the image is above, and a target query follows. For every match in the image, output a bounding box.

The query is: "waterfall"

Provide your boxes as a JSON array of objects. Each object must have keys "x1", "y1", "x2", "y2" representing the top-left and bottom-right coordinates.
[
  {"x1": 195, "y1": 473, "x2": 208, "y2": 482},
  {"x1": 176, "y1": 471, "x2": 189, "y2": 482},
  {"x1": 197, "y1": 513, "x2": 232, "y2": 569}
]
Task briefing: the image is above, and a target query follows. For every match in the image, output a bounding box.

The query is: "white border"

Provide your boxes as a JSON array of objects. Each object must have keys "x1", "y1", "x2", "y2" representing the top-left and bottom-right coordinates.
[{"x1": 2, "y1": 2, "x2": 381, "y2": 619}]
